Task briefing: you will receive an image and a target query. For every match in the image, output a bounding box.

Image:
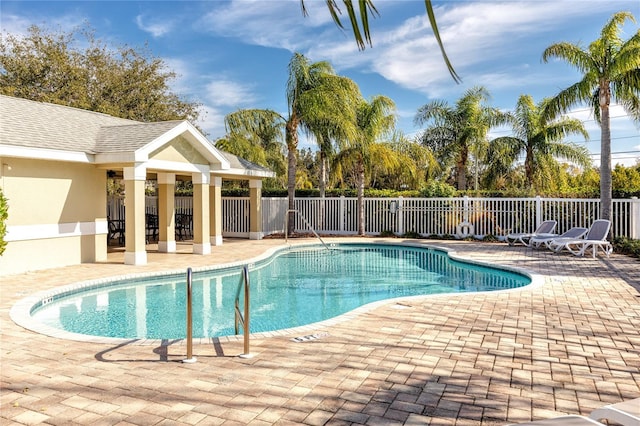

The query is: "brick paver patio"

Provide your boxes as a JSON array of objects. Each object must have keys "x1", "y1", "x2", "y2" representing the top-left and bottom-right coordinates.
[{"x1": 1, "y1": 238, "x2": 639, "y2": 425}]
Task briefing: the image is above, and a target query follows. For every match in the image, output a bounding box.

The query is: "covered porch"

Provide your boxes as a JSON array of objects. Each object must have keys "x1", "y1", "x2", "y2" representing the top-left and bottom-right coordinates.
[{"x1": 97, "y1": 121, "x2": 273, "y2": 266}]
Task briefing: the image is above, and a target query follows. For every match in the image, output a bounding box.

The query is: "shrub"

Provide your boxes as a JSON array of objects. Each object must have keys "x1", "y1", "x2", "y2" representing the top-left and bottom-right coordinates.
[
  {"x1": 0, "y1": 188, "x2": 8, "y2": 256},
  {"x1": 401, "y1": 231, "x2": 422, "y2": 239},
  {"x1": 420, "y1": 181, "x2": 456, "y2": 197},
  {"x1": 612, "y1": 236, "x2": 640, "y2": 259}
]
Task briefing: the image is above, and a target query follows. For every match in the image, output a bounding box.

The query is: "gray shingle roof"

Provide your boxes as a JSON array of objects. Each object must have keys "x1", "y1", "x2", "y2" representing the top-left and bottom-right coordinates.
[
  {"x1": 0, "y1": 95, "x2": 136, "y2": 153},
  {"x1": 95, "y1": 121, "x2": 185, "y2": 153},
  {"x1": 221, "y1": 151, "x2": 273, "y2": 174},
  {"x1": 0, "y1": 95, "x2": 274, "y2": 177}
]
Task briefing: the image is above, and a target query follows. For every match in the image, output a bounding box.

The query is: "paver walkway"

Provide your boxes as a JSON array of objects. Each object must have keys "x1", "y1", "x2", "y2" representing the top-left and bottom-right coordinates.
[{"x1": 1, "y1": 238, "x2": 639, "y2": 425}]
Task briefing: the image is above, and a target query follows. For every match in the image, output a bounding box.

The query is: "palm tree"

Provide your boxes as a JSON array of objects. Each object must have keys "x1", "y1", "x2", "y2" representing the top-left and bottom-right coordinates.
[
  {"x1": 222, "y1": 53, "x2": 360, "y2": 233},
  {"x1": 218, "y1": 109, "x2": 287, "y2": 188},
  {"x1": 301, "y1": 0, "x2": 461, "y2": 83},
  {"x1": 374, "y1": 132, "x2": 440, "y2": 190},
  {"x1": 484, "y1": 94, "x2": 591, "y2": 192},
  {"x1": 333, "y1": 95, "x2": 397, "y2": 235},
  {"x1": 285, "y1": 53, "x2": 360, "y2": 232},
  {"x1": 414, "y1": 86, "x2": 509, "y2": 191},
  {"x1": 542, "y1": 11, "x2": 640, "y2": 223},
  {"x1": 308, "y1": 116, "x2": 358, "y2": 198}
]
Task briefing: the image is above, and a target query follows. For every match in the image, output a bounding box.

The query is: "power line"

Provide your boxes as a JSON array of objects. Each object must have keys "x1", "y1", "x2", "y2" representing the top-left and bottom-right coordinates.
[
  {"x1": 569, "y1": 135, "x2": 640, "y2": 143},
  {"x1": 588, "y1": 151, "x2": 640, "y2": 157}
]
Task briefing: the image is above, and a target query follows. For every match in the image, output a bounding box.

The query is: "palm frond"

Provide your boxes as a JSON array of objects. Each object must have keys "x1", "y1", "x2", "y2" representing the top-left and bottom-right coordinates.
[{"x1": 301, "y1": 0, "x2": 460, "y2": 83}]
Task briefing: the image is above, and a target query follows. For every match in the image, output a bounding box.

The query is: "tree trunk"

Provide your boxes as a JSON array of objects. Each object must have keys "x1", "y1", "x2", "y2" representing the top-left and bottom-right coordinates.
[
  {"x1": 525, "y1": 145, "x2": 534, "y2": 189},
  {"x1": 456, "y1": 145, "x2": 468, "y2": 190},
  {"x1": 599, "y1": 81, "x2": 612, "y2": 229},
  {"x1": 286, "y1": 119, "x2": 298, "y2": 235},
  {"x1": 319, "y1": 152, "x2": 327, "y2": 198},
  {"x1": 357, "y1": 160, "x2": 365, "y2": 236},
  {"x1": 319, "y1": 152, "x2": 326, "y2": 230}
]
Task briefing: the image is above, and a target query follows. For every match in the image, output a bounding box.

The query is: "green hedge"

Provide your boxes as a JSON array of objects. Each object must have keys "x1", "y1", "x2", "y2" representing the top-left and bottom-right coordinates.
[
  {"x1": 612, "y1": 236, "x2": 640, "y2": 259},
  {"x1": 221, "y1": 187, "x2": 640, "y2": 199},
  {"x1": 0, "y1": 188, "x2": 8, "y2": 256}
]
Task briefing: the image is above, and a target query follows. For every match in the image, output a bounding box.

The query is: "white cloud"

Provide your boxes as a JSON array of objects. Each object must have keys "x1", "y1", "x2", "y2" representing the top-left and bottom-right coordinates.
[
  {"x1": 193, "y1": 78, "x2": 260, "y2": 138},
  {"x1": 195, "y1": 104, "x2": 227, "y2": 140},
  {"x1": 205, "y1": 79, "x2": 257, "y2": 108},
  {"x1": 304, "y1": 0, "x2": 637, "y2": 99},
  {"x1": 0, "y1": 13, "x2": 33, "y2": 36},
  {"x1": 0, "y1": 9, "x2": 88, "y2": 36},
  {"x1": 135, "y1": 14, "x2": 174, "y2": 37},
  {"x1": 195, "y1": 0, "x2": 332, "y2": 51}
]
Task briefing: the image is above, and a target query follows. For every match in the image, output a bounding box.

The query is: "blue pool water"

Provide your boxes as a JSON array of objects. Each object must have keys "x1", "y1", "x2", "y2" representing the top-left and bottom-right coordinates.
[{"x1": 31, "y1": 244, "x2": 530, "y2": 339}]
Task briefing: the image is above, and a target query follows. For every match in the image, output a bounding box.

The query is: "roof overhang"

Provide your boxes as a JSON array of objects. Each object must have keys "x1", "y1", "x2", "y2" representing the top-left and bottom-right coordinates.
[
  {"x1": 213, "y1": 168, "x2": 275, "y2": 180},
  {"x1": 0, "y1": 145, "x2": 94, "y2": 163}
]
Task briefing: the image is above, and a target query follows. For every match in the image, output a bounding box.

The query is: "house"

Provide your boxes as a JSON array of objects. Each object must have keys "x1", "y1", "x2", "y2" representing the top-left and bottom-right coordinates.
[{"x1": 0, "y1": 95, "x2": 274, "y2": 275}]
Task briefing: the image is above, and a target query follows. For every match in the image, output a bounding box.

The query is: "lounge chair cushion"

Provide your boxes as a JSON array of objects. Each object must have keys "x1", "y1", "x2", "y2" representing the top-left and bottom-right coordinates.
[
  {"x1": 506, "y1": 220, "x2": 557, "y2": 246},
  {"x1": 530, "y1": 227, "x2": 588, "y2": 250},
  {"x1": 549, "y1": 219, "x2": 612, "y2": 258}
]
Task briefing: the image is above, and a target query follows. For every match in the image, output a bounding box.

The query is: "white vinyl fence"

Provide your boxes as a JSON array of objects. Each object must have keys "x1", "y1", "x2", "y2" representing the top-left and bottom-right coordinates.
[{"x1": 107, "y1": 196, "x2": 640, "y2": 240}]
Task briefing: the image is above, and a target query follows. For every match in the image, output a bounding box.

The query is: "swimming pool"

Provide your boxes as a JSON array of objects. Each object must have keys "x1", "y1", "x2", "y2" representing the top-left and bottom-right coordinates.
[{"x1": 17, "y1": 243, "x2": 533, "y2": 342}]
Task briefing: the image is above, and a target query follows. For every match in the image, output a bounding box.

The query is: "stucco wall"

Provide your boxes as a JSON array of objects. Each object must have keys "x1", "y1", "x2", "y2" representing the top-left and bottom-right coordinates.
[
  {"x1": 150, "y1": 136, "x2": 208, "y2": 164},
  {"x1": 0, "y1": 157, "x2": 107, "y2": 275}
]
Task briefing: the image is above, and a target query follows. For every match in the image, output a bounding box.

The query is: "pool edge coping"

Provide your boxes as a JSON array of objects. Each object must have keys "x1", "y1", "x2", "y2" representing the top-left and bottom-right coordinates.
[{"x1": 9, "y1": 240, "x2": 544, "y2": 346}]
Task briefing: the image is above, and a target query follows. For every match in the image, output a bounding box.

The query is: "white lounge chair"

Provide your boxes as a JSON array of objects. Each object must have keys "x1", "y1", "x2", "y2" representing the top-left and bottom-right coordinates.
[
  {"x1": 549, "y1": 219, "x2": 612, "y2": 258},
  {"x1": 506, "y1": 220, "x2": 557, "y2": 246},
  {"x1": 508, "y1": 415, "x2": 604, "y2": 426},
  {"x1": 589, "y1": 397, "x2": 640, "y2": 426},
  {"x1": 530, "y1": 227, "x2": 588, "y2": 250}
]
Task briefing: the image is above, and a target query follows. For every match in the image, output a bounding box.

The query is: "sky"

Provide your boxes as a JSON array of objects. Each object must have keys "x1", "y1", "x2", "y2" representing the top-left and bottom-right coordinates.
[{"x1": 1, "y1": 0, "x2": 639, "y2": 167}]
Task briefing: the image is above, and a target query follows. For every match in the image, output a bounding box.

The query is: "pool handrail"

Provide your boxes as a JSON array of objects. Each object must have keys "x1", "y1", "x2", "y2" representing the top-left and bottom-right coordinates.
[
  {"x1": 235, "y1": 265, "x2": 253, "y2": 358},
  {"x1": 183, "y1": 267, "x2": 197, "y2": 363},
  {"x1": 284, "y1": 209, "x2": 330, "y2": 250}
]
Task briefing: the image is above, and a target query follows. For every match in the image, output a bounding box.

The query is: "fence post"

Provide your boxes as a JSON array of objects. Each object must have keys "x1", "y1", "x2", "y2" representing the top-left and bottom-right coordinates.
[
  {"x1": 463, "y1": 196, "x2": 470, "y2": 222},
  {"x1": 397, "y1": 196, "x2": 404, "y2": 236},
  {"x1": 535, "y1": 195, "x2": 542, "y2": 227},
  {"x1": 631, "y1": 197, "x2": 640, "y2": 240},
  {"x1": 339, "y1": 196, "x2": 345, "y2": 232}
]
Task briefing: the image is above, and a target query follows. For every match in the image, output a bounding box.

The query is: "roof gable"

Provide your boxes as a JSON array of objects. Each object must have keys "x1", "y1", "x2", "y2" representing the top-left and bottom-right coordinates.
[{"x1": 149, "y1": 136, "x2": 209, "y2": 165}]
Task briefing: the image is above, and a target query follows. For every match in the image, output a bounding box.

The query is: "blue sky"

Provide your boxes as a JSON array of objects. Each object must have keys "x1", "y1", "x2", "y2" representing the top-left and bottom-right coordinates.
[{"x1": 2, "y1": 0, "x2": 639, "y2": 166}]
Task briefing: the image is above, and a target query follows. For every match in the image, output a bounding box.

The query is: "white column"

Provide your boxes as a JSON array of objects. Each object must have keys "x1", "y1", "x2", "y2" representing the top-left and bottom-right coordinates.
[
  {"x1": 249, "y1": 179, "x2": 263, "y2": 240},
  {"x1": 210, "y1": 176, "x2": 223, "y2": 246},
  {"x1": 123, "y1": 163, "x2": 147, "y2": 265},
  {"x1": 192, "y1": 168, "x2": 211, "y2": 255},
  {"x1": 157, "y1": 173, "x2": 176, "y2": 253}
]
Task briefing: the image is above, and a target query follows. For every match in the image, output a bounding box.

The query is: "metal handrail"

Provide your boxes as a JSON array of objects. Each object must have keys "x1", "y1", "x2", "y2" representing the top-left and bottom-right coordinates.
[
  {"x1": 183, "y1": 267, "x2": 196, "y2": 363},
  {"x1": 284, "y1": 209, "x2": 330, "y2": 250},
  {"x1": 234, "y1": 265, "x2": 252, "y2": 358}
]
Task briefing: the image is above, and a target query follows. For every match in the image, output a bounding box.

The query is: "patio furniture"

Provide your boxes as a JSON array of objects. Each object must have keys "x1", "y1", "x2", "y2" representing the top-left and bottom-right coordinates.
[
  {"x1": 589, "y1": 397, "x2": 640, "y2": 426},
  {"x1": 508, "y1": 415, "x2": 604, "y2": 426},
  {"x1": 145, "y1": 213, "x2": 158, "y2": 243},
  {"x1": 530, "y1": 227, "x2": 588, "y2": 250},
  {"x1": 548, "y1": 219, "x2": 612, "y2": 258},
  {"x1": 176, "y1": 213, "x2": 192, "y2": 240},
  {"x1": 108, "y1": 217, "x2": 125, "y2": 246},
  {"x1": 505, "y1": 220, "x2": 557, "y2": 246}
]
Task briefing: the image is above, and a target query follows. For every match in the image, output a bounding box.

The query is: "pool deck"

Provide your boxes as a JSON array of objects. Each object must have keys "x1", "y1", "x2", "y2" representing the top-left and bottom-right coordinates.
[{"x1": 1, "y1": 237, "x2": 639, "y2": 425}]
